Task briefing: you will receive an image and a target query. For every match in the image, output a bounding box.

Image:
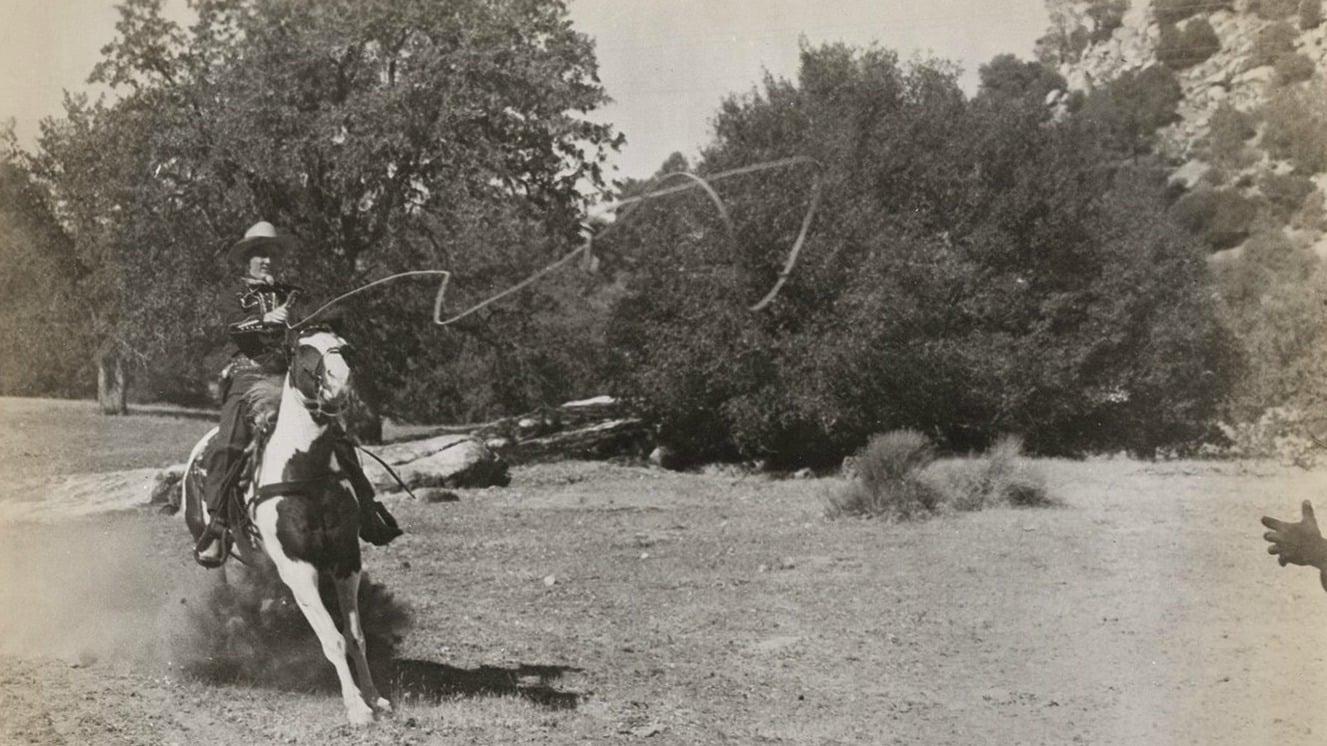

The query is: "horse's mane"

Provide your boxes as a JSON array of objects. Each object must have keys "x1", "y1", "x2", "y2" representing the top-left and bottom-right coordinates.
[{"x1": 244, "y1": 376, "x2": 285, "y2": 425}]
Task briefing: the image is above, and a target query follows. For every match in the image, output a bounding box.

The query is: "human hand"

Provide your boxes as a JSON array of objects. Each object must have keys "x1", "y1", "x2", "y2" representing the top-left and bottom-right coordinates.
[
  {"x1": 263, "y1": 302, "x2": 290, "y2": 325},
  {"x1": 1262, "y1": 501, "x2": 1327, "y2": 590}
]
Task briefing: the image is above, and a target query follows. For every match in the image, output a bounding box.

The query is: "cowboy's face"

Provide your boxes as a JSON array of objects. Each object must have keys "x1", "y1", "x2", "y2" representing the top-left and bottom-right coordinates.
[{"x1": 246, "y1": 254, "x2": 273, "y2": 282}]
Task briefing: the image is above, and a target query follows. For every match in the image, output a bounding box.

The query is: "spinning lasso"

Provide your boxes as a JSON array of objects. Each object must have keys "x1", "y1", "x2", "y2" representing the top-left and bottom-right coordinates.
[{"x1": 294, "y1": 156, "x2": 822, "y2": 330}]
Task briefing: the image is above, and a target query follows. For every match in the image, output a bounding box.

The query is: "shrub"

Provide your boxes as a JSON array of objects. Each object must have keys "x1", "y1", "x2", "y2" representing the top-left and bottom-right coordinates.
[
  {"x1": 1274, "y1": 52, "x2": 1316, "y2": 85},
  {"x1": 1201, "y1": 103, "x2": 1259, "y2": 168},
  {"x1": 929, "y1": 435, "x2": 1056, "y2": 511},
  {"x1": 1254, "y1": 0, "x2": 1302, "y2": 18},
  {"x1": 1214, "y1": 232, "x2": 1327, "y2": 420},
  {"x1": 1088, "y1": 0, "x2": 1130, "y2": 41},
  {"x1": 1303, "y1": 0, "x2": 1324, "y2": 29},
  {"x1": 1262, "y1": 88, "x2": 1327, "y2": 173},
  {"x1": 1171, "y1": 187, "x2": 1262, "y2": 249},
  {"x1": 1259, "y1": 171, "x2": 1315, "y2": 218},
  {"x1": 1081, "y1": 65, "x2": 1183, "y2": 142},
  {"x1": 1252, "y1": 22, "x2": 1299, "y2": 68},
  {"x1": 1217, "y1": 407, "x2": 1321, "y2": 467},
  {"x1": 825, "y1": 431, "x2": 943, "y2": 520},
  {"x1": 1157, "y1": 19, "x2": 1221, "y2": 69},
  {"x1": 1154, "y1": 0, "x2": 1233, "y2": 23},
  {"x1": 1292, "y1": 189, "x2": 1327, "y2": 230}
]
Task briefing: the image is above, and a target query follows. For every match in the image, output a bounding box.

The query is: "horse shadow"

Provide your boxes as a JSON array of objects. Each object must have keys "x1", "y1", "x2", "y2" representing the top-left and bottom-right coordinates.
[{"x1": 385, "y1": 659, "x2": 583, "y2": 710}]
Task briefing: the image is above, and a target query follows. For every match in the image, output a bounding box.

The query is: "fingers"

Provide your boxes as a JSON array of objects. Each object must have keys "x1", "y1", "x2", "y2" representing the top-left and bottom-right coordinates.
[
  {"x1": 1268, "y1": 543, "x2": 1281, "y2": 555},
  {"x1": 1304, "y1": 500, "x2": 1317, "y2": 524},
  {"x1": 1262, "y1": 516, "x2": 1288, "y2": 531}
]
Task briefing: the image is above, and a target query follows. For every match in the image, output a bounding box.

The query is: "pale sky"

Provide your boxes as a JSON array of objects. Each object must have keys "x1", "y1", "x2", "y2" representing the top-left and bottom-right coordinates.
[{"x1": 0, "y1": 0, "x2": 1049, "y2": 179}]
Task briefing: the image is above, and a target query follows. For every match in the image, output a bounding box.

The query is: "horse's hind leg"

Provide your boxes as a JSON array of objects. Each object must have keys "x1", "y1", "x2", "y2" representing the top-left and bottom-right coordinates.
[
  {"x1": 333, "y1": 571, "x2": 391, "y2": 714},
  {"x1": 275, "y1": 559, "x2": 375, "y2": 725}
]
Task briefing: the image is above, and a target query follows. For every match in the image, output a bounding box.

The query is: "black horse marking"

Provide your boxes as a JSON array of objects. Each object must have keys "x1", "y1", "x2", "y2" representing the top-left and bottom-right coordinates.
[{"x1": 274, "y1": 430, "x2": 361, "y2": 578}]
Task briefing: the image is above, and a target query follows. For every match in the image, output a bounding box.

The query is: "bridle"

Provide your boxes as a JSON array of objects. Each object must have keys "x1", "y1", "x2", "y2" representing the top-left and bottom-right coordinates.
[{"x1": 291, "y1": 339, "x2": 353, "y2": 421}]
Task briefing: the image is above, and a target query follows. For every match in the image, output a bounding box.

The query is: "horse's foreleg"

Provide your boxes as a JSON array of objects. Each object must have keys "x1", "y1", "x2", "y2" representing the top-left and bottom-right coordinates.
[
  {"x1": 333, "y1": 572, "x2": 391, "y2": 714},
  {"x1": 275, "y1": 559, "x2": 374, "y2": 725}
]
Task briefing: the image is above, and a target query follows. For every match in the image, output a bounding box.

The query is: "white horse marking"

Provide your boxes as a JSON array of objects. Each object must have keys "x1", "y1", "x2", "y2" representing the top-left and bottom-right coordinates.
[{"x1": 184, "y1": 330, "x2": 387, "y2": 726}]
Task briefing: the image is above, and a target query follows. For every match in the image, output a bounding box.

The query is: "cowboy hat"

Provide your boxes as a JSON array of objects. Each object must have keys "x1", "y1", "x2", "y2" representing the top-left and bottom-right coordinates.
[{"x1": 226, "y1": 221, "x2": 300, "y2": 267}]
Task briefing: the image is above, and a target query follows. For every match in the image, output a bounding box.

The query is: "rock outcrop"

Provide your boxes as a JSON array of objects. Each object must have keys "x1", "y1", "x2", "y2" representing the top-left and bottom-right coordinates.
[{"x1": 1042, "y1": 0, "x2": 1327, "y2": 257}]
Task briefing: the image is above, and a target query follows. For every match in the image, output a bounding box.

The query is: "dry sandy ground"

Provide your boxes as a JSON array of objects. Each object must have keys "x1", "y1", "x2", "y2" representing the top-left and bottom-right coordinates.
[{"x1": 2, "y1": 454, "x2": 1326, "y2": 745}]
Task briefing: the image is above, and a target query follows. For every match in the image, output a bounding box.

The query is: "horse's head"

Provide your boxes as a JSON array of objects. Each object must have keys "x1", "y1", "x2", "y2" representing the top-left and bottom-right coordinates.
[{"x1": 289, "y1": 328, "x2": 355, "y2": 421}]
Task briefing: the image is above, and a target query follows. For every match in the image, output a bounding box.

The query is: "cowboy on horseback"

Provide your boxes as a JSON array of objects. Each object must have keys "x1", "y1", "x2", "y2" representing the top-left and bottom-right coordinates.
[{"x1": 194, "y1": 221, "x2": 401, "y2": 567}]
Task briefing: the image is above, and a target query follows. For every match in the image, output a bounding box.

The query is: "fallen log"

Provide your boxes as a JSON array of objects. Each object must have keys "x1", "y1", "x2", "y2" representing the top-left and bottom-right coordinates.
[{"x1": 499, "y1": 417, "x2": 650, "y2": 464}]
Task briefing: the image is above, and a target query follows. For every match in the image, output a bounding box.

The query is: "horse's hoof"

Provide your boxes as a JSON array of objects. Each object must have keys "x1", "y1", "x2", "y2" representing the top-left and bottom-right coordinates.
[
  {"x1": 373, "y1": 697, "x2": 392, "y2": 714},
  {"x1": 346, "y1": 704, "x2": 374, "y2": 726}
]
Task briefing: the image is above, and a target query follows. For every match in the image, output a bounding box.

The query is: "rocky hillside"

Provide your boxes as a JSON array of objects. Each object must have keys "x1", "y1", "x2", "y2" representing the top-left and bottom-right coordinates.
[{"x1": 1040, "y1": 0, "x2": 1327, "y2": 259}]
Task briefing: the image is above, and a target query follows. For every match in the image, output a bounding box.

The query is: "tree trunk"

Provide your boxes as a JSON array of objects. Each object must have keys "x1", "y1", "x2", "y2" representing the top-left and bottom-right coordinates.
[{"x1": 97, "y1": 351, "x2": 128, "y2": 415}]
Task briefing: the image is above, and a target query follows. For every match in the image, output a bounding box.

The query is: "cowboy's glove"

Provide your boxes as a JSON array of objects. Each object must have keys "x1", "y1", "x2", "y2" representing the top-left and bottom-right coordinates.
[{"x1": 263, "y1": 304, "x2": 289, "y2": 325}]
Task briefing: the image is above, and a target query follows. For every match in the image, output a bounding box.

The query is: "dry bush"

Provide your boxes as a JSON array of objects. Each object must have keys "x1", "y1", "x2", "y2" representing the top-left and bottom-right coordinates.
[
  {"x1": 1260, "y1": 172, "x2": 1315, "y2": 219},
  {"x1": 1292, "y1": 189, "x2": 1327, "y2": 230},
  {"x1": 1200, "y1": 103, "x2": 1259, "y2": 170},
  {"x1": 928, "y1": 435, "x2": 1056, "y2": 512},
  {"x1": 1274, "y1": 53, "x2": 1316, "y2": 85},
  {"x1": 1170, "y1": 187, "x2": 1263, "y2": 250},
  {"x1": 1261, "y1": 88, "x2": 1327, "y2": 173},
  {"x1": 1254, "y1": 0, "x2": 1302, "y2": 18},
  {"x1": 1158, "y1": 19, "x2": 1221, "y2": 69},
  {"x1": 1303, "y1": 0, "x2": 1324, "y2": 29},
  {"x1": 1252, "y1": 22, "x2": 1299, "y2": 68},
  {"x1": 1216, "y1": 407, "x2": 1322, "y2": 468},
  {"x1": 827, "y1": 432, "x2": 1054, "y2": 519},
  {"x1": 825, "y1": 430, "x2": 943, "y2": 520}
]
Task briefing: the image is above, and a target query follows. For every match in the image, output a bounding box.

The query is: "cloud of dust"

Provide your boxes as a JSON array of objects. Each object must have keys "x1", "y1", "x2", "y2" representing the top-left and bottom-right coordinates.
[{"x1": 0, "y1": 519, "x2": 411, "y2": 692}]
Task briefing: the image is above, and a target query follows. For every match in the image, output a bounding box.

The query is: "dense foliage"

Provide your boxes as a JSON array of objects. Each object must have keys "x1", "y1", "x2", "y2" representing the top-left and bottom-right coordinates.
[
  {"x1": 1076, "y1": 65, "x2": 1183, "y2": 151},
  {"x1": 1213, "y1": 232, "x2": 1327, "y2": 421},
  {"x1": 1157, "y1": 19, "x2": 1221, "y2": 69},
  {"x1": 13, "y1": 0, "x2": 620, "y2": 419},
  {"x1": 0, "y1": 160, "x2": 94, "y2": 397},
  {"x1": 1153, "y1": 0, "x2": 1234, "y2": 24},
  {"x1": 1261, "y1": 87, "x2": 1327, "y2": 173},
  {"x1": 604, "y1": 46, "x2": 1234, "y2": 463}
]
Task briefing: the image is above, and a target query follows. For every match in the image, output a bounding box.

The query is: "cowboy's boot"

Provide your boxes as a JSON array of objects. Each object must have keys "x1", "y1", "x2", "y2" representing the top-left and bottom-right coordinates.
[
  {"x1": 359, "y1": 500, "x2": 403, "y2": 546},
  {"x1": 194, "y1": 516, "x2": 231, "y2": 568}
]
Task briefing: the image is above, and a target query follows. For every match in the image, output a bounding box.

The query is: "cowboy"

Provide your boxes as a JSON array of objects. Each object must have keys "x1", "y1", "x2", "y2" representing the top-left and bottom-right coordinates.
[{"x1": 194, "y1": 221, "x2": 401, "y2": 566}]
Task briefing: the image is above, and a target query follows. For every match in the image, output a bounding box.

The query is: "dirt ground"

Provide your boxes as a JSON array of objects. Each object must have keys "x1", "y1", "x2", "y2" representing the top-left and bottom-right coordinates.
[{"x1": 3, "y1": 450, "x2": 1327, "y2": 745}]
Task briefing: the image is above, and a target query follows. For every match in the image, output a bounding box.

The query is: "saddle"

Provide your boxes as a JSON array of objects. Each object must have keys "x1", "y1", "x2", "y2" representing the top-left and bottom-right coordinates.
[{"x1": 202, "y1": 406, "x2": 401, "y2": 568}]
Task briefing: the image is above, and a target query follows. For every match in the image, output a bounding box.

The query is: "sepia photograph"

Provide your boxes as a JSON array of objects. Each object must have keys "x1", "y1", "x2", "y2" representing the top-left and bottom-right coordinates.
[{"x1": 2, "y1": 0, "x2": 1327, "y2": 742}]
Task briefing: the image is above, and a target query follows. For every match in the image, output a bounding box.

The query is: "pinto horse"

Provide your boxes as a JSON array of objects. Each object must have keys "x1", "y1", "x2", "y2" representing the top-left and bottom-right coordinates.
[{"x1": 181, "y1": 329, "x2": 390, "y2": 725}]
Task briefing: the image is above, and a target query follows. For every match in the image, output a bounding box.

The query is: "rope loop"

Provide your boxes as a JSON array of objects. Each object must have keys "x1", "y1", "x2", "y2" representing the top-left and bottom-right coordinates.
[{"x1": 294, "y1": 156, "x2": 823, "y2": 329}]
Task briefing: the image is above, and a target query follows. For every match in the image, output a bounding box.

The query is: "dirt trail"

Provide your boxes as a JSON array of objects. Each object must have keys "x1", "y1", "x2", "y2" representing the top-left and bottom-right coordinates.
[{"x1": 1, "y1": 459, "x2": 1324, "y2": 744}]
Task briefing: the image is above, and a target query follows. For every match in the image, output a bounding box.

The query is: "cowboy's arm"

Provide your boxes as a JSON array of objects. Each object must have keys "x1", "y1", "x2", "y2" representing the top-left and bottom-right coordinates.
[
  {"x1": 225, "y1": 288, "x2": 290, "y2": 338},
  {"x1": 1262, "y1": 501, "x2": 1327, "y2": 591}
]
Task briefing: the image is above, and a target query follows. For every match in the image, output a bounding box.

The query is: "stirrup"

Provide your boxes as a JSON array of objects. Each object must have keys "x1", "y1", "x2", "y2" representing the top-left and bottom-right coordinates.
[
  {"x1": 193, "y1": 524, "x2": 232, "y2": 569},
  {"x1": 359, "y1": 502, "x2": 403, "y2": 547}
]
